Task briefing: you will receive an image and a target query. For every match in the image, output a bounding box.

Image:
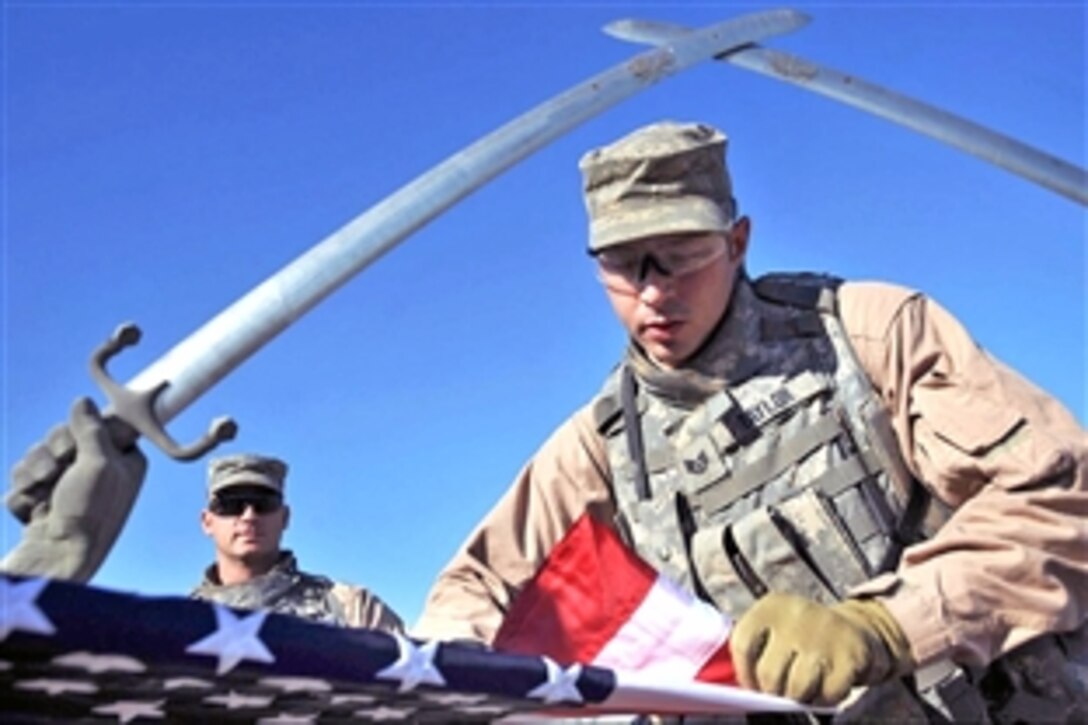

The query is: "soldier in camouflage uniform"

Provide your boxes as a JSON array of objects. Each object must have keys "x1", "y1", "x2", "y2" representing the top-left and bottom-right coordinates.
[
  {"x1": 193, "y1": 453, "x2": 404, "y2": 632},
  {"x1": 416, "y1": 122, "x2": 1087, "y2": 722}
]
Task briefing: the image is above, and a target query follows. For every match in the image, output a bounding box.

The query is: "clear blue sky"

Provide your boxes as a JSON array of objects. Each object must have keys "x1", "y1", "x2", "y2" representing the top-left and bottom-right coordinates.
[{"x1": 3, "y1": 1, "x2": 1085, "y2": 627}]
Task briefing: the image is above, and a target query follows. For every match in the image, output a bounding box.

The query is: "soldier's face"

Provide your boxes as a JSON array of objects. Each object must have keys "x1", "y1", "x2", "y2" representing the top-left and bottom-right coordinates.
[
  {"x1": 201, "y1": 487, "x2": 289, "y2": 564},
  {"x1": 602, "y1": 222, "x2": 748, "y2": 369}
]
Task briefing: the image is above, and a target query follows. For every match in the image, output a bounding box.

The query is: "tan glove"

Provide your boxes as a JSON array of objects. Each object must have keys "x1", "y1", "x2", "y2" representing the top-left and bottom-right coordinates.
[
  {"x1": 2, "y1": 398, "x2": 146, "y2": 582},
  {"x1": 730, "y1": 592, "x2": 914, "y2": 705}
]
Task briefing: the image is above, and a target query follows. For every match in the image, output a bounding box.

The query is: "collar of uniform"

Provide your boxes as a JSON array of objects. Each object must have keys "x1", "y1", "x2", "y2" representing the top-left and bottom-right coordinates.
[{"x1": 202, "y1": 549, "x2": 299, "y2": 587}]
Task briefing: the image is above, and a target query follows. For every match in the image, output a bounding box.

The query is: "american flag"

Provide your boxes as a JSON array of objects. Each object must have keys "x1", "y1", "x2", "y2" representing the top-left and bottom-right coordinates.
[
  {"x1": 1, "y1": 573, "x2": 619, "y2": 722},
  {"x1": 1, "y1": 568, "x2": 805, "y2": 722}
]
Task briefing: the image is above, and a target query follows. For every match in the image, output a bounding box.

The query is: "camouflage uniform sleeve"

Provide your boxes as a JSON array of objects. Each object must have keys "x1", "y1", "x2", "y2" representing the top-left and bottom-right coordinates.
[
  {"x1": 329, "y1": 582, "x2": 406, "y2": 634},
  {"x1": 412, "y1": 404, "x2": 615, "y2": 644},
  {"x1": 840, "y1": 281, "x2": 1088, "y2": 669}
]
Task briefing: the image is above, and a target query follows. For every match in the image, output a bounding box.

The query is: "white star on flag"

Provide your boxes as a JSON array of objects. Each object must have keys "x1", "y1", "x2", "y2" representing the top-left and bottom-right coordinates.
[
  {"x1": 0, "y1": 578, "x2": 56, "y2": 641},
  {"x1": 53, "y1": 651, "x2": 145, "y2": 673},
  {"x1": 375, "y1": 633, "x2": 446, "y2": 692},
  {"x1": 527, "y1": 657, "x2": 584, "y2": 705},
  {"x1": 92, "y1": 699, "x2": 166, "y2": 723},
  {"x1": 15, "y1": 678, "x2": 97, "y2": 695},
  {"x1": 185, "y1": 605, "x2": 274, "y2": 675}
]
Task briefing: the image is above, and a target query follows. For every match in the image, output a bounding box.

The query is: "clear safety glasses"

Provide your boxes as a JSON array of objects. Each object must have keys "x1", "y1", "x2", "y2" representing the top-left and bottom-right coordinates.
[{"x1": 594, "y1": 233, "x2": 728, "y2": 295}]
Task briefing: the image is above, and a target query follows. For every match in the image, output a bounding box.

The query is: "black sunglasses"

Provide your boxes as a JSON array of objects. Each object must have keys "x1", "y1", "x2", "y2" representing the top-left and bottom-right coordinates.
[{"x1": 209, "y1": 492, "x2": 283, "y2": 517}]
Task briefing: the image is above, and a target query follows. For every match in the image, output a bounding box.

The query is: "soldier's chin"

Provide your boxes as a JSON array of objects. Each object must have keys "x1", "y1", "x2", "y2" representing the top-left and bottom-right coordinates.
[{"x1": 643, "y1": 341, "x2": 687, "y2": 369}]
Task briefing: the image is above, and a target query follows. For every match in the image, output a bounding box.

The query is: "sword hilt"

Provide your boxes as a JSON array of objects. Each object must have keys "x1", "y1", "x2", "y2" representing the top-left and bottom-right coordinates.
[{"x1": 90, "y1": 323, "x2": 238, "y2": 462}]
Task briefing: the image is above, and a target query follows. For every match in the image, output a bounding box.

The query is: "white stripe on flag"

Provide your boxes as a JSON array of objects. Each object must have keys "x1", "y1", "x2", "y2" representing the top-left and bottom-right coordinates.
[{"x1": 594, "y1": 573, "x2": 731, "y2": 679}]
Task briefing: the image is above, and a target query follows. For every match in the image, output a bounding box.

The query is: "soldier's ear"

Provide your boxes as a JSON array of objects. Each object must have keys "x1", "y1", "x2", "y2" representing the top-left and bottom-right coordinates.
[
  {"x1": 281, "y1": 505, "x2": 291, "y2": 531},
  {"x1": 200, "y1": 509, "x2": 215, "y2": 536},
  {"x1": 729, "y1": 217, "x2": 750, "y2": 261}
]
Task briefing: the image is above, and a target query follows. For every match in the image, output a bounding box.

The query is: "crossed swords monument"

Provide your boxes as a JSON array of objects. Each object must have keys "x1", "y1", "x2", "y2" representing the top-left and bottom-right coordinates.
[{"x1": 24, "y1": 9, "x2": 1082, "y2": 476}]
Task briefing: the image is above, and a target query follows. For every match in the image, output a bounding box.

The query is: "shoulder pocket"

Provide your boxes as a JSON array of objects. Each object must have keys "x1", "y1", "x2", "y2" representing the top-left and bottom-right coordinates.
[{"x1": 914, "y1": 373, "x2": 1024, "y2": 456}]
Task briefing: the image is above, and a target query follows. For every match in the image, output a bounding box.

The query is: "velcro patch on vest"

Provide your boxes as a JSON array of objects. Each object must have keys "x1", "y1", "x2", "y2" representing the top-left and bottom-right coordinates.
[
  {"x1": 678, "y1": 437, "x2": 730, "y2": 493},
  {"x1": 730, "y1": 370, "x2": 830, "y2": 429},
  {"x1": 673, "y1": 371, "x2": 830, "y2": 455}
]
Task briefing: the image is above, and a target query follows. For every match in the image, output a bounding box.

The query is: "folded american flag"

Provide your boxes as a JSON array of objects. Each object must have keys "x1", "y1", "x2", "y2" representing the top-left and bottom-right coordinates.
[
  {"x1": 1, "y1": 573, "x2": 619, "y2": 722},
  {"x1": 1, "y1": 527, "x2": 804, "y2": 721}
]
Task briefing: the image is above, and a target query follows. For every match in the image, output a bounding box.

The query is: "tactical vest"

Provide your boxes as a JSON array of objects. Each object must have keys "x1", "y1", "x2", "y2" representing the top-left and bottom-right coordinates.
[
  {"x1": 593, "y1": 274, "x2": 926, "y2": 613},
  {"x1": 592, "y1": 273, "x2": 1086, "y2": 723},
  {"x1": 192, "y1": 551, "x2": 348, "y2": 626}
]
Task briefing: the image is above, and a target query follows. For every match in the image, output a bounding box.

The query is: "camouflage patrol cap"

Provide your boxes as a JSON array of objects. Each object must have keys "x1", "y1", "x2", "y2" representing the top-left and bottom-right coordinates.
[
  {"x1": 579, "y1": 121, "x2": 736, "y2": 251},
  {"x1": 207, "y1": 453, "x2": 287, "y2": 497}
]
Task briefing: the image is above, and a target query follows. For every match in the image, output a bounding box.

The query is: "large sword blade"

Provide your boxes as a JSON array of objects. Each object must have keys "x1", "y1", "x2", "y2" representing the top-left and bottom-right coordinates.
[
  {"x1": 116, "y1": 10, "x2": 808, "y2": 446},
  {"x1": 604, "y1": 18, "x2": 1088, "y2": 206}
]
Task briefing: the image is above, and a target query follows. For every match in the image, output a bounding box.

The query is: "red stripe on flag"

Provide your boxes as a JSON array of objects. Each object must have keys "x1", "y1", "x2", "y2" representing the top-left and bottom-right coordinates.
[
  {"x1": 695, "y1": 642, "x2": 736, "y2": 684},
  {"x1": 494, "y1": 513, "x2": 658, "y2": 665},
  {"x1": 494, "y1": 513, "x2": 736, "y2": 686}
]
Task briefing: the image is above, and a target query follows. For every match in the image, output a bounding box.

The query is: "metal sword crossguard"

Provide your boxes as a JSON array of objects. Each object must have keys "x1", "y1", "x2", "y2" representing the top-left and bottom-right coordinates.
[{"x1": 90, "y1": 323, "x2": 239, "y2": 461}]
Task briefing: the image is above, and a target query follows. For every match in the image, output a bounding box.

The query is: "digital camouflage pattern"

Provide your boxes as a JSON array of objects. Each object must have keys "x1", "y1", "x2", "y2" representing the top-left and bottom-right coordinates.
[
  {"x1": 192, "y1": 550, "x2": 349, "y2": 626},
  {"x1": 207, "y1": 452, "x2": 287, "y2": 497},
  {"x1": 579, "y1": 121, "x2": 736, "y2": 251}
]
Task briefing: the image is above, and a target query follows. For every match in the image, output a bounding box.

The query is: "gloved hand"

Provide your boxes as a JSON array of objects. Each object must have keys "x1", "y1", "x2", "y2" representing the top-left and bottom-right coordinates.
[
  {"x1": 730, "y1": 592, "x2": 914, "y2": 705},
  {"x1": 2, "y1": 398, "x2": 147, "y2": 582}
]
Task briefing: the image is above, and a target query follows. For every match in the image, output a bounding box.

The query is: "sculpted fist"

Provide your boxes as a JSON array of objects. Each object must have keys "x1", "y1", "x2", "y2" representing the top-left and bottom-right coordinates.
[
  {"x1": 730, "y1": 592, "x2": 914, "y2": 705},
  {"x1": 2, "y1": 398, "x2": 147, "y2": 582}
]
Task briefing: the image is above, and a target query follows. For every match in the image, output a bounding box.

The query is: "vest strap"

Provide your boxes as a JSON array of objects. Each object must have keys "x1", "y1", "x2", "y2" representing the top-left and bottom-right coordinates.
[
  {"x1": 753, "y1": 273, "x2": 840, "y2": 312},
  {"x1": 620, "y1": 365, "x2": 652, "y2": 500},
  {"x1": 806, "y1": 449, "x2": 878, "y2": 497},
  {"x1": 875, "y1": 477, "x2": 935, "y2": 574}
]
